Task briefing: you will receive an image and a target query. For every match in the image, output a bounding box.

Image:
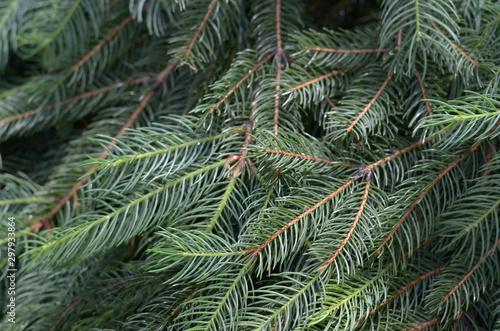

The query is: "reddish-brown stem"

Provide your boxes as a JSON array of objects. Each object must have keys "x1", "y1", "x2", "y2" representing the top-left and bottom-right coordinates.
[
  {"x1": 397, "y1": 26, "x2": 403, "y2": 52},
  {"x1": 263, "y1": 149, "x2": 354, "y2": 167},
  {"x1": 37, "y1": 90, "x2": 156, "y2": 229},
  {"x1": 274, "y1": 68, "x2": 281, "y2": 136},
  {"x1": 444, "y1": 238, "x2": 500, "y2": 301},
  {"x1": 50, "y1": 300, "x2": 83, "y2": 331},
  {"x1": 414, "y1": 66, "x2": 432, "y2": 117},
  {"x1": 376, "y1": 150, "x2": 471, "y2": 254},
  {"x1": 346, "y1": 69, "x2": 394, "y2": 133},
  {"x1": 209, "y1": 52, "x2": 274, "y2": 113},
  {"x1": 318, "y1": 0, "x2": 350, "y2": 25},
  {"x1": 318, "y1": 174, "x2": 372, "y2": 273},
  {"x1": 406, "y1": 317, "x2": 441, "y2": 331},
  {"x1": 306, "y1": 47, "x2": 388, "y2": 53},
  {"x1": 37, "y1": 61, "x2": 179, "y2": 230},
  {"x1": 275, "y1": 0, "x2": 283, "y2": 56},
  {"x1": 274, "y1": 0, "x2": 282, "y2": 136},
  {"x1": 252, "y1": 179, "x2": 354, "y2": 257},
  {"x1": 358, "y1": 266, "x2": 443, "y2": 325},
  {"x1": 254, "y1": 138, "x2": 432, "y2": 257},
  {"x1": 186, "y1": 0, "x2": 218, "y2": 57},
  {"x1": 72, "y1": 15, "x2": 133, "y2": 71},
  {"x1": 366, "y1": 137, "x2": 433, "y2": 170},
  {"x1": 156, "y1": 59, "x2": 180, "y2": 84},
  {"x1": 390, "y1": 236, "x2": 437, "y2": 267},
  {"x1": 290, "y1": 69, "x2": 346, "y2": 91},
  {"x1": 126, "y1": 32, "x2": 151, "y2": 51},
  {"x1": 433, "y1": 23, "x2": 479, "y2": 68},
  {"x1": 381, "y1": 267, "x2": 443, "y2": 308},
  {"x1": 0, "y1": 76, "x2": 153, "y2": 126},
  {"x1": 232, "y1": 108, "x2": 255, "y2": 177},
  {"x1": 324, "y1": 94, "x2": 336, "y2": 110}
]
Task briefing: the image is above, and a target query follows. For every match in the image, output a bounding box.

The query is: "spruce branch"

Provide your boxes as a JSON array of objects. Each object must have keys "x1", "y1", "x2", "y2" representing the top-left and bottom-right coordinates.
[
  {"x1": 346, "y1": 69, "x2": 394, "y2": 133},
  {"x1": 71, "y1": 15, "x2": 134, "y2": 72},
  {"x1": 185, "y1": 0, "x2": 218, "y2": 58},
  {"x1": 444, "y1": 237, "x2": 500, "y2": 301},
  {"x1": 290, "y1": 69, "x2": 346, "y2": 91}
]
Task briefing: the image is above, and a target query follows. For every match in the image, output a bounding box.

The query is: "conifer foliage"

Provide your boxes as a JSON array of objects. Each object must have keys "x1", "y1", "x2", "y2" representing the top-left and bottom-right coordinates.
[{"x1": 1, "y1": 0, "x2": 499, "y2": 329}]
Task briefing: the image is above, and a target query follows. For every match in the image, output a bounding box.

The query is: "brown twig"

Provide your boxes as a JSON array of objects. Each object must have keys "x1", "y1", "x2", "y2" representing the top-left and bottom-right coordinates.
[
  {"x1": 186, "y1": 0, "x2": 218, "y2": 57},
  {"x1": 357, "y1": 266, "x2": 443, "y2": 325},
  {"x1": 0, "y1": 76, "x2": 153, "y2": 126},
  {"x1": 263, "y1": 149, "x2": 354, "y2": 167},
  {"x1": 406, "y1": 317, "x2": 441, "y2": 331},
  {"x1": 433, "y1": 23, "x2": 479, "y2": 68},
  {"x1": 290, "y1": 69, "x2": 346, "y2": 91},
  {"x1": 318, "y1": 172, "x2": 372, "y2": 273},
  {"x1": 35, "y1": 61, "x2": 179, "y2": 231},
  {"x1": 274, "y1": 0, "x2": 283, "y2": 136},
  {"x1": 209, "y1": 52, "x2": 275, "y2": 113},
  {"x1": 72, "y1": 15, "x2": 133, "y2": 71},
  {"x1": 306, "y1": 47, "x2": 388, "y2": 53},
  {"x1": 346, "y1": 70, "x2": 394, "y2": 133},
  {"x1": 251, "y1": 179, "x2": 355, "y2": 257},
  {"x1": 444, "y1": 238, "x2": 500, "y2": 301},
  {"x1": 414, "y1": 66, "x2": 432, "y2": 117}
]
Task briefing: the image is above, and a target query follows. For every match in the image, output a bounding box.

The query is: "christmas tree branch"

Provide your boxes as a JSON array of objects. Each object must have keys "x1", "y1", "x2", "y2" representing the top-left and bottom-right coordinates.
[
  {"x1": 432, "y1": 23, "x2": 479, "y2": 68},
  {"x1": 444, "y1": 237, "x2": 500, "y2": 301},
  {"x1": 306, "y1": 47, "x2": 388, "y2": 53},
  {"x1": 290, "y1": 69, "x2": 346, "y2": 91},
  {"x1": 209, "y1": 52, "x2": 275, "y2": 113},
  {"x1": 186, "y1": 0, "x2": 218, "y2": 57},
  {"x1": 0, "y1": 76, "x2": 153, "y2": 125},
  {"x1": 406, "y1": 317, "x2": 441, "y2": 331},
  {"x1": 414, "y1": 66, "x2": 432, "y2": 117},
  {"x1": 72, "y1": 15, "x2": 133, "y2": 71},
  {"x1": 346, "y1": 69, "x2": 394, "y2": 133}
]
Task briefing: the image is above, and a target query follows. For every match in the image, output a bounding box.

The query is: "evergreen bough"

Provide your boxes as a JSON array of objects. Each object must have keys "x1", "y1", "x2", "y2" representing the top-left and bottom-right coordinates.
[{"x1": 1, "y1": 0, "x2": 499, "y2": 329}]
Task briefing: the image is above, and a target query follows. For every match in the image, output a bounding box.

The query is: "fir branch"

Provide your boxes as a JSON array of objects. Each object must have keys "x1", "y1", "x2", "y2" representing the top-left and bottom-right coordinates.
[
  {"x1": 35, "y1": 89, "x2": 156, "y2": 230},
  {"x1": 444, "y1": 238, "x2": 500, "y2": 301},
  {"x1": 358, "y1": 266, "x2": 444, "y2": 324},
  {"x1": 250, "y1": 179, "x2": 354, "y2": 257},
  {"x1": 262, "y1": 149, "x2": 354, "y2": 167},
  {"x1": 26, "y1": 158, "x2": 234, "y2": 268},
  {"x1": 406, "y1": 317, "x2": 442, "y2": 331},
  {"x1": 71, "y1": 15, "x2": 134, "y2": 71},
  {"x1": 290, "y1": 69, "x2": 346, "y2": 91},
  {"x1": 185, "y1": 0, "x2": 218, "y2": 57},
  {"x1": 318, "y1": 173, "x2": 372, "y2": 273},
  {"x1": 414, "y1": 66, "x2": 432, "y2": 117},
  {"x1": 0, "y1": 76, "x2": 153, "y2": 126},
  {"x1": 432, "y1": 23, "x2": 480, "y2": 68},
  {"x1": 21, "y1": 0, "x2": 83, "y2": 59},
  {"x1": 305, "y1": 47, "x2": 388, "y2": 53},
  {"x1": 206, "y1": 176, "x2": 238, "y2": 233},
  {"x1": 346, "y1": 69, "x2": 394, "y2": 133},
  {"x1": 376, "y1": 150, "x2": 471, "y2": 254},
  {"x1": 208, "y1": 52, "x2": 275, "y2": 113}
]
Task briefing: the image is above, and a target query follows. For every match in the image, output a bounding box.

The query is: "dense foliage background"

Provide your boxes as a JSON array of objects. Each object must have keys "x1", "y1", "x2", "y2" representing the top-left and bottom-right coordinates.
[{"x1": 0, "y1": 0, "x2": 499, "y2": 329}]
